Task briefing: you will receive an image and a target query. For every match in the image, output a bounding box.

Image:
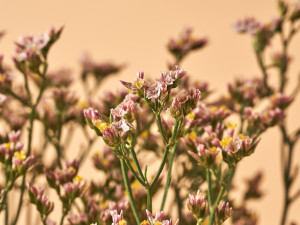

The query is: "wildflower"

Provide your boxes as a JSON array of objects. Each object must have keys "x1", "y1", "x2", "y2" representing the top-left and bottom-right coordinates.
[
  {"x1": 146, "y1": 210, "x2": 164, "y2": 224},
  {"x1": 233, "y1": 17, "x2": 263, "y2": 35},
  {"x1": 13, "y1": 26, "x2": 63, "y2": 72},
  {"x1": 187, "y1": 190, "x2": 208, "y2": 220},
  {"x1": 80, "y1": 52, "x2": 123, "y2": 83},
  {"x1": 215, "y1": 202, "x2": 232, "y2": 224},
  {"x1": 52, "y1": 88, "x2": 78, "y2": 111},
  {"x1": 167, "y1": 26, "x2": 208, "y2": 61},
  {"x1": 169, "y1": 88, "x2": 201, "y2": 119},
  {"x1": 67, "y1": 213, "x2": 88, "y2": 224},
  {"x1": 188, "y1": 144, "x2": 219, "y2": 168},
  {"x1": 45, "y1": 68, "x2": 73, "y2": 87},
  {"x1": 270, "y1": 93, "x2": 292, "y2": 109},
  {"x1": 111, "y1": 93, "x2": 141, "y2": 122},
  {"x1": 121, "y1": 67, "x2": 185, "y2": 100},
  {"x1": 45, "y1": 160, "x2": 79, "y2": 187},
  {"x1": 63, "y1": 176, "x2": 86, "y2": 200},
  {"x1": 12, "y1": 151, "x2": 35, "y2": 174},
  {"x1": 27, "y1": 183, "x2": 54, "y2": 217},
  {"x1": 110, "y1": 210, "x2": 127, "y2": 225},
  {"x1": 220, "y1": 135, "x2": 260, "y2": 167}
]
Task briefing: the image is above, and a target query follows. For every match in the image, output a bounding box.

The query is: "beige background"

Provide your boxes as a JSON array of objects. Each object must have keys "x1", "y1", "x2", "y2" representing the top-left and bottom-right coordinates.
[{"x1": 1, "y1": 0, "x2": 300, "y2": 224}]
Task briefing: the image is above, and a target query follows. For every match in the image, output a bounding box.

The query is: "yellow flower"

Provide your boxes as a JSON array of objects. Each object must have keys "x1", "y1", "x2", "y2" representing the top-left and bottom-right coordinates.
[
  {"x1": 238, "y1": 134, "x2": 249, "y2": 140},
  {"x1": 68, "y1": 167, "x2": 76, "y2": 173},
  {"x1": 154, "y1": 222, "x2": 162, "y2": 225},
  {"x1": 0, "y1": 74, "x2": 5, "y2": 82},
  {"x1": 188, "y1": 113, "x2": 195, "y2": 120},
  {"x1": 101, "y1": 158, "x2": 109, "y2": 166},
  {"x1": 197, "y1": 192, "x2": 206, "y2": 198},
  {"x1": 141, "y1": 130, "x2": 149, "y2": 138},
  {"x1": 225, "y1": 122, "x2": 237, "y2": 129},
  {"x1": 189, "y1": 131, "x2": 197, "y2": 140},
  {"x1": 209, "y1": 106, "x2": 218, "y2": 112},
  {"x1": 140, "y1": 220, "x2": 150, "y2": 225},
  {"x1": 95, "y1": 121, "x2": 112, "y2": 131},
  {"x1": 74, "y1": 176, "x2": 83, "y2": 182},
  {"x1": 14, "y1": 151, "x2": 26, "y2": 160},
  {"x1": 4, "y1": 142, "x2": 11, "y2": 149},
  {"x1": 134, "y1": 80, "x2": 144, "y2": 89},
  {"x1": 119, "y1": 219, "x2": 127, "y2": 225},
  {"x1": 220, "y1": 137, "x2": 232, "y2": 146},
  {"x1": 77, "y1": 101, "x2": 88, "y2": 108},
  {"x1": 209, "y1": 147, "x2": 217, "y2": 152},
  {"x1": 221, "y1": 105, "x2": 228, "y2": 111},
  {"x1": 99, "y1": 200, "x2": 108, "y2": 209}
]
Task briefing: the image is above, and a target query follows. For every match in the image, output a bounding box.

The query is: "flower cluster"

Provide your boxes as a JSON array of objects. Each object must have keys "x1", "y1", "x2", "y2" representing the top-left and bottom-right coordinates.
[
  {"x1": 167, "y1": 26, "x2": 208, "y2": 62},
  {"x1": 13, "y1": 26, "x2": 63, "y2": 72},
  {"x1": 187, "y1": 191, "x2": 231, "y2": 224},
  {"x1": 27, "y1": 183, "x2": 54, "y2": 220}
]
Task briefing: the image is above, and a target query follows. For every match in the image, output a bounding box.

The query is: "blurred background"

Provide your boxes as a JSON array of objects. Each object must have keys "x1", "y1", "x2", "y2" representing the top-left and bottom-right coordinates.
[{"x1": 1, "y1": 0, "x2": 300, "y2": 224}]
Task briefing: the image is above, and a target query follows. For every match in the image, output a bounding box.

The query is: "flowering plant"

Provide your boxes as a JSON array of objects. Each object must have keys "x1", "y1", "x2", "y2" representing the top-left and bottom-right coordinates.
[{"x1": 0, "y1": 1, "x2": 300, "y2": 225}]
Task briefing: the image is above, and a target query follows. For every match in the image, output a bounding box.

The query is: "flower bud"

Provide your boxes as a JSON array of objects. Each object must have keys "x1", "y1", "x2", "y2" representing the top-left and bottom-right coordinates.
[
  {"x1": 215, "y1": 202, "x2": 232, "y2": 224},
  {"x1": 187, "y1": 190, "x2": 208, "y2": 220}
]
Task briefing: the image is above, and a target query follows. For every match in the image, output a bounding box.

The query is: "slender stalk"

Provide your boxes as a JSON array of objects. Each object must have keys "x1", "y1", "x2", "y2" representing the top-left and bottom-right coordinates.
[
  {"x1": 54, "y1": 113, "x2": 63, "y2": 168},
  {"x1": 59, "y1": 207, "x2": 70, "y2": 225},
  {"x1": 146, "y1": 188, "x2": 152, "y2": 213},
  {"x1": 156, "y1": 113, "x2": 168, "y2": 144},
  {"x1": 124, "y1": 159, "x2": 145, "y2": 185},
  {"x1": 129, "y1": 145, "x2": 145, "y2": 183},
  {"x1": 206, "y1": 169, "x2": 212, "y2": 206},
  {"x1": 255, "y1": 51, "x2": 270, "y2": 94},
  {"x1": 160, "y1": 143, "x2": 177, "y2": 211},
  {"x1": 12, "y1": 63, "x2": 48, "y2": 225},
  {"x1": 120, "y1": 158, "x2": 140, "y2": 225},
  {"x1": 150, "y1": 144, "x2": 171, "y2": 187},
  {"x1": 5, "y1": 199, "x2": 8, "y2": 225},
  {"x1": 6, "y1": 89, "x2": 29, "y2": 106}
]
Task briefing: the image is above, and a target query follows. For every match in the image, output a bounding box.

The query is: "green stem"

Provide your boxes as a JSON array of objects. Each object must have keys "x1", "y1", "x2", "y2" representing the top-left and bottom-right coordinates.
[
  {"x1": 225, "y1": 167, "x2": 235, "y2": 201},
  {"x1": 150, "y1": 144, "x2": 171, "y2": 187},
  {"x1": 6, "y1": 89, "x2": 29, "y2": 106},
  {"x1": 59, "y1": 207, "x2": 70, "y2": 225},
  {"x1": 146, "y1": 188, "x2": 152, "y2": 213},
  {"x1": 124, "y1": 159, "x2": 145, "y2": 186},
  {"x1": 120, "y1": 158, "x2": 140, "y2": 225},
  {"x1": 160, "y1": 143, "x2": 177, "y2": 211},
  {"x1": 156, "y1": 113, "x2": 168, "y2": 144},
  {"x1": 255, "y1": 51, "x2": 271, "y2": 95},
  {"x1": 55, "y1": 113, "x2": 63, "y2": 168},
  {"x1": 5, "y1": 199, "x2": 8, "y2": 225},
  {"x1": 206, "y1": 169, "x2": 212, "y2": 206},
  {"x1": 129, "y1": 146, "x2": 145, "y2": 183}
]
